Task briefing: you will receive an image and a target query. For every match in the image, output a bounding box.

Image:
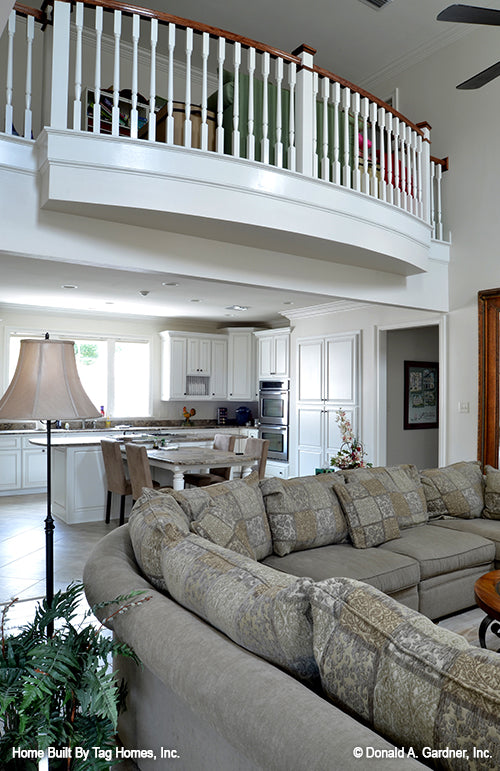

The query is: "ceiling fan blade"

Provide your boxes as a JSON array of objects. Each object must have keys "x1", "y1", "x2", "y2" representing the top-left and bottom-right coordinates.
[
  {"x1": 457, "y1": 60, "x2": 500, "y2": 88},
  {"x1": 437, "y1": 4, "x2": 500, "y2": 25}
]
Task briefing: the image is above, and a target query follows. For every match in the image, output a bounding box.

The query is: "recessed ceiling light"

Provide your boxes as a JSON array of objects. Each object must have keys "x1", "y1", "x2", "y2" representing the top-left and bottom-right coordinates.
[
  {"x1": 190, "y1": 298, "x2": 201, "y2": 303},
  {"x1": 61, "y1": 284, "x2": 78, "y2": 289},
  {"x1": 225, "y1": 305, "x2": 249, "y2": 312},
  {"x1": 283, "y1": 301, "x2": 294, "y2": 305},
  {"x1": 105, "y1": 301, "x2": 114, "y2": 305},
  {"x1": 162, "y1": 281, "x2": 179, "y2": 287},
  {"x1": 139, "y1": 290, "x2": 150, "y2": 296}
]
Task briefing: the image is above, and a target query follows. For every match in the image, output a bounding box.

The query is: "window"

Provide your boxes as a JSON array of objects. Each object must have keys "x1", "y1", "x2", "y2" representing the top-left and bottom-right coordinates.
[{"x1": 8, "y1": 332, "x2": 151, "y2": 418}]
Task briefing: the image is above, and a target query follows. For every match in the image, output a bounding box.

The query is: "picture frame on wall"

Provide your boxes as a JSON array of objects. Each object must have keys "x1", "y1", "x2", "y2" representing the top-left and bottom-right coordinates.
[{"x1": 404, "y1": 360, "x2": 439, "y2": 430}]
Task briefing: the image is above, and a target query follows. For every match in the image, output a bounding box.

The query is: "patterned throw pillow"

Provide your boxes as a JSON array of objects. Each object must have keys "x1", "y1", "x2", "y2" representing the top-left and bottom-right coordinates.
[
  {"x1": 332, "y1": 468, "x2": 402, "y2": 548},
  {"x1": 341, "y1": 465, "x2": 428, "y2": 530},
  {"x1": 420, "y1": 461, "x2": 484, "y2": 519},
  {"x1": 483, "y1": 465, "x2": 500, "y2": 520},
  {"x1": 260, "y1": 474, "x2": 348, "y2": 556},
  {"x1": 172, "y1": 473, "x2": 272, "y2": 561},
  {"x1": 128, "y1": 488, "x2": 190, "y2": 590},
  {"x1": 160, "y1": 533, "x2": 317, "y2": 680},
  {"x1": 310, "y1": 577, "x2": 500, "y2": 762}
]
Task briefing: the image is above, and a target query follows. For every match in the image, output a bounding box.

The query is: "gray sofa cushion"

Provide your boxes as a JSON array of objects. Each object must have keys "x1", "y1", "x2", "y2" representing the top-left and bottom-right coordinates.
[
  {"x1": 379, "y1": 523, "x2": 495, "y2": 579},
  {"x1": 332, "y1": 473, "x2": 401, "y2": 549},
  {"x1": 430, "y1": 517, "x2": 500, "y2": 561},
  {"x1": 128, "y1": 487, "x2": 190, "y2": 590},
  {"x1": 262, "y1": 542, "x2": 420, "y2": 597},
  {"x1": 260, "y1": 474, "x2": 348, "y2": 556},
  {"x1": 420, "y1": 461, "x2": 484, "y2": 519},
  {"x1": 172, "y1": 473, "x2": 272, "y2": 560},
  {"x1": 341, "y1": 465, "x2": 428, "y2": 529},
  {"x1": 160, "y1": 532, "x2": 317, "y2": 680},
  {"x1": 309, "y1": 577, "x2": 500, "y2": 764}
]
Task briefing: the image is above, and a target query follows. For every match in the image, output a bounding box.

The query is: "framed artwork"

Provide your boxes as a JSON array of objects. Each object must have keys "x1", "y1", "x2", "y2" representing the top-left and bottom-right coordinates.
[{"x1": 404, "y1": 361, "x2": 439, "y2": 430}]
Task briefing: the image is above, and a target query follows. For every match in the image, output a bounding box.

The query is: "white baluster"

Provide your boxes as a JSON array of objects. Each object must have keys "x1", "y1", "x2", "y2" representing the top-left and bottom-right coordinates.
[
  {"x1": 200, "y1": 32, "x2": 209, "y2": 151},
  {"x1": 216, "y1": 37, "x2": 225, "y2": 153},
  {"x1": 361, "y1": 97, "x2": 369, "y2": 193},
  {"x1": 5, "y1": 10, "x2": 15, "y2": 134},
  {"x1": 166, "y1": 23, "x2": 175, "y2": 144},
  {"x1": 183, "y1": 27, "x2": 193, "y2": 147},
  {"x1": 73, "y1": 3, "x2": 84, "y2": 130},
  {"x1": 378, "y1": 106, "x2": 386, "y2": 201},
  {"x1": 406, "y1": 125, "x2": 412, "y2": 212},
  {"x1": 409, "y1": 128, "x2": 417, "y2": 214},
  {"x1": 275, "y1": 56, "x2": 283, "y2": 168},
  {"x1": 400, "y1": 123, "x2": 407, "y2": 209},
  {"x1": 386, "y1": 112, "x2": 394, "y2": 205},
  {"x1": 261, "y1": 51, "x2": 270, "y2": 164},
  {"x1": 287, "y1": 61, "x2": 296, "y2": 171},
  {"x1": 111, "y1": 10, "x2": 121, "y2": 136},
  {"x1": 352, "y1": 92, "x2": 360, "y2": 190},
  {"x1": 331, "y1": 81, "x2": 341, "y2": 184},
  {"x1": 342, "y1": 86, "x2": 351, "y2": 188},
  {"x1": 148, "y1": 18, "x2": 157, "y2": 141},
  {"x1": 393, "y1": 117, "x2": 400, "y2": 207},
  {"x1": 130, "y1": 14, "x2": 140, "y2": 139},
  {"x1": 93, "y1": 6, "x2": 103, "y2": 133},
  {"x1": 369, "y1": 102, "x2": 377, "y2": 197},
  {"x1": 24, "y1": 14, "x2": 34, "y2": 139},
  {"x1": 312, "y1": 71, "x2": 318, "y2": 177},
  {"x1": 320, "y1": 77, "x2": 329, "y2": 180},
  {"x1": 247, "y1": 48, "x2": 255, "y2": 160},
  {"x1": 416, "y1": 133, "x2": 423, "y2": 218},
  {"x1": 435, "y1": 162, "x2": 443, "y2": 240},
  {"x1": 232, "y1": 42, "x2": 241, "y2": 157},
  {"x1": 430, "y1": 159, "x2": 436, "y2": 237}
]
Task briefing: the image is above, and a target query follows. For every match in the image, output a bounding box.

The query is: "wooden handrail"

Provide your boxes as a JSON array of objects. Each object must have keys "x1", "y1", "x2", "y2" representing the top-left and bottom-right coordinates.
[
  {"x1": 13, "y1": 2, "x2": 47, "y2": 23},
  {"x1": 431, "y1": 155, "x2": 449, "y2": 171},
  {"x1": 42, "y1": 0, "x2": 302, "y2": 64},
  {"x1": 313, "y1": 64, "x2": 425, "y2": 138}
]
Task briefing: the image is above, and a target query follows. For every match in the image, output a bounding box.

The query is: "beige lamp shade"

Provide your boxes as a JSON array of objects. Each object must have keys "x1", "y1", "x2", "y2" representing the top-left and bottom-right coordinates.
[{"x1": 0, "y1": 338, "x2": 100, "y2": 420}]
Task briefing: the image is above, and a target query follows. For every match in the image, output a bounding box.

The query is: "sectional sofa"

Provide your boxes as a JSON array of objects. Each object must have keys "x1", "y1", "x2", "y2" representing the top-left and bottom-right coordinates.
[{"x1": 83, "y1": 461, "x2": 500, "y2": 770}]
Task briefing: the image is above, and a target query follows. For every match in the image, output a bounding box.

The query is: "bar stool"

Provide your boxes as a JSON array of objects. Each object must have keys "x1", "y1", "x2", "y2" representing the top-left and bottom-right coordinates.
[
  {"x1": 244, "y1": 437, "x2": 270, "y2": 479},
  {"x1": 183, "y1": 433, "x2": 237, "y2": 487},
  {"x1": 125, "y1": 442, "x2": 161, "y2": 502},
  {"x1": 100, "y1": 439, "x2": 132, "y2": 526}
]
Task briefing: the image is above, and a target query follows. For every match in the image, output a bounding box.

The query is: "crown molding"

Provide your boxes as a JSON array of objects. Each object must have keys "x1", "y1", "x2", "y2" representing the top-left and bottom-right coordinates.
[{"x1": 281, "y1": 299, "x2": 371, "y2": 320}]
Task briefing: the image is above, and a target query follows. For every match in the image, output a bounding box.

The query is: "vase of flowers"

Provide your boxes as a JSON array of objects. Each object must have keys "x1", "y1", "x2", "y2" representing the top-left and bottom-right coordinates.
[{"x1": 330, "y1": 408, "x2": 372, "y2": 470}]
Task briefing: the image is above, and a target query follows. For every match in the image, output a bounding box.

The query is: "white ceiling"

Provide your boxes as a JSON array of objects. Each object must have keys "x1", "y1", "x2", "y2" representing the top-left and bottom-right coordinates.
[{"x1": 2, "y1": 0, "x2": 491, "y2": 323}]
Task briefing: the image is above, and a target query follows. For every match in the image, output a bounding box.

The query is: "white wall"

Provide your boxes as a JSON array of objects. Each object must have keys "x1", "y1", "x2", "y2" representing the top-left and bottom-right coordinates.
[
  {"x1": 367, "y1": 26, "x2": 500, "y2": 464},
  {"x1": 386, "y1": 326, "x2": 439, "y2": 469}
]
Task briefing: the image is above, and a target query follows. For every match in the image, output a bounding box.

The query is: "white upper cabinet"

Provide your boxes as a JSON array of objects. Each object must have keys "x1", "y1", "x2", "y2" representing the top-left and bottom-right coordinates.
[
  {"x1": 161, "y1": 331, "x2": 227, "y2": 401},
  {"x1": 226, "y1": 329, "x2": 257, "y2": 401},
  {"x1": 255, "y1": 329, "x2": 290, "y2": 380}
]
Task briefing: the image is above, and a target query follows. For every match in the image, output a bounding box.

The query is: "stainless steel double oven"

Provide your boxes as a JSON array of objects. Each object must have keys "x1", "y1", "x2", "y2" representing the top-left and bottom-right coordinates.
[{"x1": 258, "y1": 379, "x2": 289, "y2": 461}]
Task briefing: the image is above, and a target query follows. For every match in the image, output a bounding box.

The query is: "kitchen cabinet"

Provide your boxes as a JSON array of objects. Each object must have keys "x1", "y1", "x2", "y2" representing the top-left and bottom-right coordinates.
[
  {"x1": 160, "y1": 331, "x2": 227, "y2": 400},
  {"x1": 0, "y1": 435, "x2": 22, "y2": 492},
  {"x1": 226, "y1": 328, "x2": 257, "y2": 401},
  {"x1": 22, "y1": 436, "x2": 47, "y2": 489},
  {"x1": 255, "y1": 329, "x2": 290, "y2": 380},
  {"x1": 265, "y1": 460, "x2": 290, "y2": 479},
  {"x1": 296, "y1": 332, "x2": 360, "y2": 477},
  {"x1": 0, "y1": 434, "x2": 48, "y2": 494}
]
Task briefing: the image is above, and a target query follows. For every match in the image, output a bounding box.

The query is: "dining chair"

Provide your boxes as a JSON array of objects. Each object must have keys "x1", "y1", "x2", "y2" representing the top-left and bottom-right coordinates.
[
  {"x1": 183, "y1": 433, "x2": 237, "y2": 487},
  {"x1": 244, "y1": 437, "x2": 270, "y2": 479},
  {"x1": 100, "y1": 438, "x2": 132, "y2": 526},
  {"x1": 125, "y1": 442, "x2": 161, "y2": 502}
]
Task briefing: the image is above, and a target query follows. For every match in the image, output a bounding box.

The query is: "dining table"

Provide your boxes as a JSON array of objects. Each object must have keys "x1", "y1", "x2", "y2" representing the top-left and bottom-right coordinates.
[{"x1": 138, "y1": 446, "x2": 259, "y2": 490}]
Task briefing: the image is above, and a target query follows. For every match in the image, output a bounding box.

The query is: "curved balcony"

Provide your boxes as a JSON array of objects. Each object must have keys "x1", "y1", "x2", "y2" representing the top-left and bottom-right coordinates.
[{"x1": 1, "y1": 0, "x2": 448, "y2": 278}]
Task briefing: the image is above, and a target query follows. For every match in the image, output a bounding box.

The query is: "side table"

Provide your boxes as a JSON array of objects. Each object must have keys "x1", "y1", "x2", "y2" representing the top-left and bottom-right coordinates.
[{"x1": 474, "y1": 569, "x2": 500, "y2": 650}]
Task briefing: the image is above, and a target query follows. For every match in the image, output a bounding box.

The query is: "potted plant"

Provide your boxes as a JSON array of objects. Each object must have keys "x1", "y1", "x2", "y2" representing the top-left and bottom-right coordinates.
[
  {"x1": 330, "y1": 408, "x2": 372, "y2": 470},
  {"x1": 0, "y1": 582, "x2": 149, "y2": 770}
]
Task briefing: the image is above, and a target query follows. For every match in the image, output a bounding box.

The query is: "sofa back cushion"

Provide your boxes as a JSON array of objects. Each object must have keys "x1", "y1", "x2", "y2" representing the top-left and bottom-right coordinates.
[
  {"x1": 310, "y1": 576, "x2": 500, "y2": 761},
  {"x1": 172, "y1": 473, "x2": 272, "y2": 561},
  {"x1": 420, "y1": 461, "x2": 484, "y2": 519},
  {"x1": 160, "y1": 532, "x2": 317, "y2": 680},
  {"x1": 128, "y1": 487, "x2": 190, "y2": 590},
  {"x1": 483, "y1": 466, "x2": 500, "y2": 520},
  {"x1": 260, "y1": 474, "x2": 348, "y2": 557}
]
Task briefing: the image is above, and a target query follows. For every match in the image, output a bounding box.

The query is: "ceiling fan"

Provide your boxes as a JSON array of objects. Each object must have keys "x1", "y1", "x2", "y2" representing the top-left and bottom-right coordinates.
[{"x1": 437, "y1": 4, "x2": 500, "y2": 89}]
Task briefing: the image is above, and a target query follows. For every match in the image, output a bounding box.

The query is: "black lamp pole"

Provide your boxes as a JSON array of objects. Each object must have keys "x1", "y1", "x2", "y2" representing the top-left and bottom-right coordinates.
[{"x1": 45, "y1": 417, "x2": 55, "y2": 637}]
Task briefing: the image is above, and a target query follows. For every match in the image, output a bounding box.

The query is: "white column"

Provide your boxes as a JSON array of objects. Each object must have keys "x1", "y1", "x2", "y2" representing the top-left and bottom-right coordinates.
[
  {"x1": 49, "y1": 0, "x2": 71, "y2": 128},
  {"x1": 293, "y1": 44, "x2": 316, "y2": 177},
  {"x1": 418, "y1": 122, "x2": 432, "y2": 225}
]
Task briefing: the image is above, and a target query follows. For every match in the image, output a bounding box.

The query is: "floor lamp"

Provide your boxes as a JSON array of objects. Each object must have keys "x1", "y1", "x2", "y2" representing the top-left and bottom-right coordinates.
[{"x1": 0, "y1": 335, "x2": 100, "y2": 635}]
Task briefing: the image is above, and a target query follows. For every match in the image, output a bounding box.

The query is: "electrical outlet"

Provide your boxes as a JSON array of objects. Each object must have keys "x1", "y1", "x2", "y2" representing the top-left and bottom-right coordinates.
[{"x1": 458, "y1": 401, "x2": 470, "y2": 414}]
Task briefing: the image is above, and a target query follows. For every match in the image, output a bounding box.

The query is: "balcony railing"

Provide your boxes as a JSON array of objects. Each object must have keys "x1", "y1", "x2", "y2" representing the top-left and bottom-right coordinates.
[{"x1": 1, "y1": 0, "x2": 448, "y2": 241}]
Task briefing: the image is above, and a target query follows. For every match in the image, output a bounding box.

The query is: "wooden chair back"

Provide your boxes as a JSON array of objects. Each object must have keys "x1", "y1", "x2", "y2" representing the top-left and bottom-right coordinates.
[
  {"x1": 125, "y1": 442, "x2": 154, "y2": 501},
  {"x1": 244, "y1": 437, "x2": 270, "y2": 479}
]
